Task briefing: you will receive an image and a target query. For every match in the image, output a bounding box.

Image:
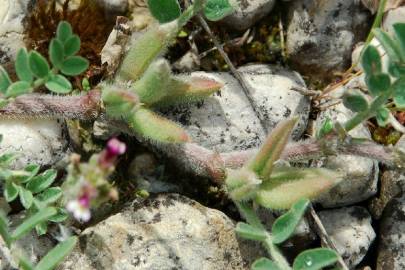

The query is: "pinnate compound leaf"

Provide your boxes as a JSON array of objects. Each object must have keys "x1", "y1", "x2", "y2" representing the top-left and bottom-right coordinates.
[
  {"x1": 26, "y1": 169, "x2": 57, "y2": 194},
  {"x1": 4, "y1": 181, "x2": 19, "y2": 202},
  {"x1": 388, "y1": 60, "x2": 405, "y2": 77},
  {"x1": 272, "y1": 198, "x2": 310, "y2": 244},
  {"x1": 64, "y1": 34, "x2": 81, "y2": 56},
  {"x1": 293, "y1": 248, "x2": 338, "y2": 270},
  {"x1": 16, "y1": 48, "x2": 33, "y2": 82},
  {"x1": 393, "y1": 77, "x2": 405, "y2": 108},
  {"x1": 373, "y1": 28, "x2": 405, "y2": 62},
  {"x1": 49, "y1": 39, "x2": 64, "y2": 68},
  {"x1": 19, "y1": 187, "x2": 33, "y2": 209},
  {"x1": 6, "y1": 81, "x2": 32, "y2": 98},
  {"x1": 235, "y1": 222, "x2": 267, "y2": 242},
  {"x1": 365, "y1": 73, "x2": 391, "y2": 96},
  {"x1": 11, "y1": 207, "x2": 57, "y2": 241},
  {"x1": 61, "y1": 56, "x2": 89, "y2": 76},
  {"x1": 147, "y1": 0, "x2": 181, "y2": 23},
  {"x1": 342, "y1": 90, "x2": 369, "y2": 112},
  {"x1": 255, "y1": 167, "x2": 342, "y2": 210},
  {"x1": 393, "y1": 23, "x2": 405, "y2": 58},
  {"x1": 361, "y1": 45, "x2": 382, "y2": 75},
  {"x1": 252, "y1": 258, "x2": 281, "y2": 270},
  {"x1": 45, "y1": 74, "x2": 72, "y2": 94},
  {"x1": 20, "y1": 164, "x2": 41, "y2": 184},
  {"x1": 376, "y1": 107, "x2": 390, "y2": 127},
  {"x1": 34, "y1": 236, "x2": 77, "y2": 270},
  {"x1": 48, "y1": 208, "x2": 68, "y2": 223},
  {"x1": 29, "y1": 51, "x2": 50, "y2": 78},
  {"x1": 36, "y1": 187, "x2": 62, "y2": 204},
  {"x1": 56, "y1": 21, "x2": 73, "y2": 43}
]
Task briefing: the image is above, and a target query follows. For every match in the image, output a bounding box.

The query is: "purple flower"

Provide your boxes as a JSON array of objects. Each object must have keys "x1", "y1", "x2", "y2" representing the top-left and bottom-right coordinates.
[
  {"x1": 99, "y1": 138, "x2": 126, "y2": 169},
  {"x1": 107, "y1": 138, "x2": 127, "y2": 156}
]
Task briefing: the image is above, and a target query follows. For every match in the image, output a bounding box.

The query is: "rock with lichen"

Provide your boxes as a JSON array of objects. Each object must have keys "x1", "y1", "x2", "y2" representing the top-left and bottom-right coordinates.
[
  {"x1": 58, "y1": 194, "x2": 264, "y2": 270},
  {"x1": 163, "y1": 64, "x2": 311, "y2": 152}
]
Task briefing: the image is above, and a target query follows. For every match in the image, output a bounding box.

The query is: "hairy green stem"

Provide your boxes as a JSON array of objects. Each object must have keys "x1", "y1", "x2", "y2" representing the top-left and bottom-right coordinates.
[
  {"x1": 365, "y1": 0, "x2": 388, "y2": 44},
  {"x1": 236, "y1": 202, "x2": 292, "y2": 269},
  {"x1": 264, "y1": 237, "x2": 292, "y2": 270}
]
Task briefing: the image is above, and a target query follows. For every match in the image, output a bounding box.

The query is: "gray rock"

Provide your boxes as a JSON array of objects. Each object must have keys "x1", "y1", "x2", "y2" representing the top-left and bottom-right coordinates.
[
  {"x1": 377, "y1": 194, "x2": 405, "y2": 270},
  {"x1": 369, "y1": 170, "x2": 405, "y2": 219},
  {"x1": 128, "y1": 153, "x2": 181, "y2": 194},
  {"x1": 382, "y1": 6, "x2": 405, "y2": 35},
  {"x1": 285, "y1": 0, "x2": 370, "y2": 80},
  {"x1": 221, "y1": 0, "x2": 276, "y2": 31},
  {"x1": 59, "y1": 194, "x2": 263, "y2": 270},
  {"x1": 0, "y1": 119, "x2": 68, "y2": 169},
  {"x1": 0, "y1": 0, "x2": 32, "y2": 63},
  {"x1": 319, "y1": 206, "x2": 376, "y2": 269},
  {"x1": 163, "y1": 64, "x2": 310, "y2": 152},
  {"x1": 315, "y1": 87, "x2": 378, "y2": 207},
  {"x1": 369, "y1": 136, "x2": 405, "y2": 219}
]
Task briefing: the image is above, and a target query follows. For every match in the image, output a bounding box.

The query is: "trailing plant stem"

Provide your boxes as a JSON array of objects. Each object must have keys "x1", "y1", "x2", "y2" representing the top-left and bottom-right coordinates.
[
  {"x1": 264, "y1": 237, "x2": 292, "y2": 270},
  {"x1": 365, "y1": 0, "x2": 388, "y2": 44}
]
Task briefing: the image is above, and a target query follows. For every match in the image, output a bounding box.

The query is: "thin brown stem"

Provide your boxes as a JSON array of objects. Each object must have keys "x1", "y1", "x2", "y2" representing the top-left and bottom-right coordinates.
[
  {"x1": 195, "y1": 14, "x2": 269, "y2": 133},
  {"x1": 308, "y1": 206, "x2": 349, "y2": 270}
]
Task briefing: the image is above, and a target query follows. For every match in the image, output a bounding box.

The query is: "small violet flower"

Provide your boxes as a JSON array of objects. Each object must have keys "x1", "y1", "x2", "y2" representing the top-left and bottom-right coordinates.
[
  {"x1": 66, "y1": 194, "x2": 91, "y2": 222},
  {"x1": 99, "y1": 137, "x2": 126, "y2": 169},
  {"x1": 66, "y1": 180, "x2": 97, "y2": 223}
]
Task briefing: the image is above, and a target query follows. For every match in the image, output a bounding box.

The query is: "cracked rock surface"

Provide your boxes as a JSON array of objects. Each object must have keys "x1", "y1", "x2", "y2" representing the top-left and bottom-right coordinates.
[
  {"x1": 163, "y1": 64, "x2": 311, "y2": 152},
  {"x1": 0, "y1": 119, "x2": 68, "y2": 169},
  {"x1": 59, "y1": 193, "x2": 263, "y2": 270},
  {"x1": 319, "y1": 206, "x2": 376, "y2": 269}
]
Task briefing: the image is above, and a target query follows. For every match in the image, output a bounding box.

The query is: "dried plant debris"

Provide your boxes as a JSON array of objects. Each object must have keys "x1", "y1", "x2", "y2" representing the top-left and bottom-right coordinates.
[{"x1": 24, "y1": 0, "x2": 117, "y2": 85}]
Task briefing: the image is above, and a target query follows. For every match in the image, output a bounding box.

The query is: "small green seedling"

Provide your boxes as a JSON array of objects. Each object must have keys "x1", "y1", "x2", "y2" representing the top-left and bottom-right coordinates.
[
  {"x1": 0, "y1": 21, "x2": 88, "y2": 105},
  {"x1": 0, "y1": 136, "x2": 66, "y2": 235}
]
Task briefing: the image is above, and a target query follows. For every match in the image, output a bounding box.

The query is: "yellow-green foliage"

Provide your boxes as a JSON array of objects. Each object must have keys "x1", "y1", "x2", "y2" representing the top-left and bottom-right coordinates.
[
  {"x1": 129, "y1": 107, "x2": 190, "y2": 143},
  {"x1": 118, "y1": 21, "x2": 178, "y2": 81}
]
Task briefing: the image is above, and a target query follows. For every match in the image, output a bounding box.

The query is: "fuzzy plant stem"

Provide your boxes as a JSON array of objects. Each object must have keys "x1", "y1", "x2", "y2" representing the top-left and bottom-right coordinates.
[
  {"x1": 365, "y1": 0, "x2": 388, "y2": 44},
  {"x1": 0, "y1": 90, "x2": 102, "y2": 120},
  {"x1": 1, "y1": 93, "x2": 403, "y2": 179},
  {"x1": 236, "y1": 202, "x2": 292, "y2": 269},
  {"x1": 158, "y1": 135, "x2": 404, "y2": 183},
  {"x1": 264, "y1": 237, "x2": 292, "y2": 270}
]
